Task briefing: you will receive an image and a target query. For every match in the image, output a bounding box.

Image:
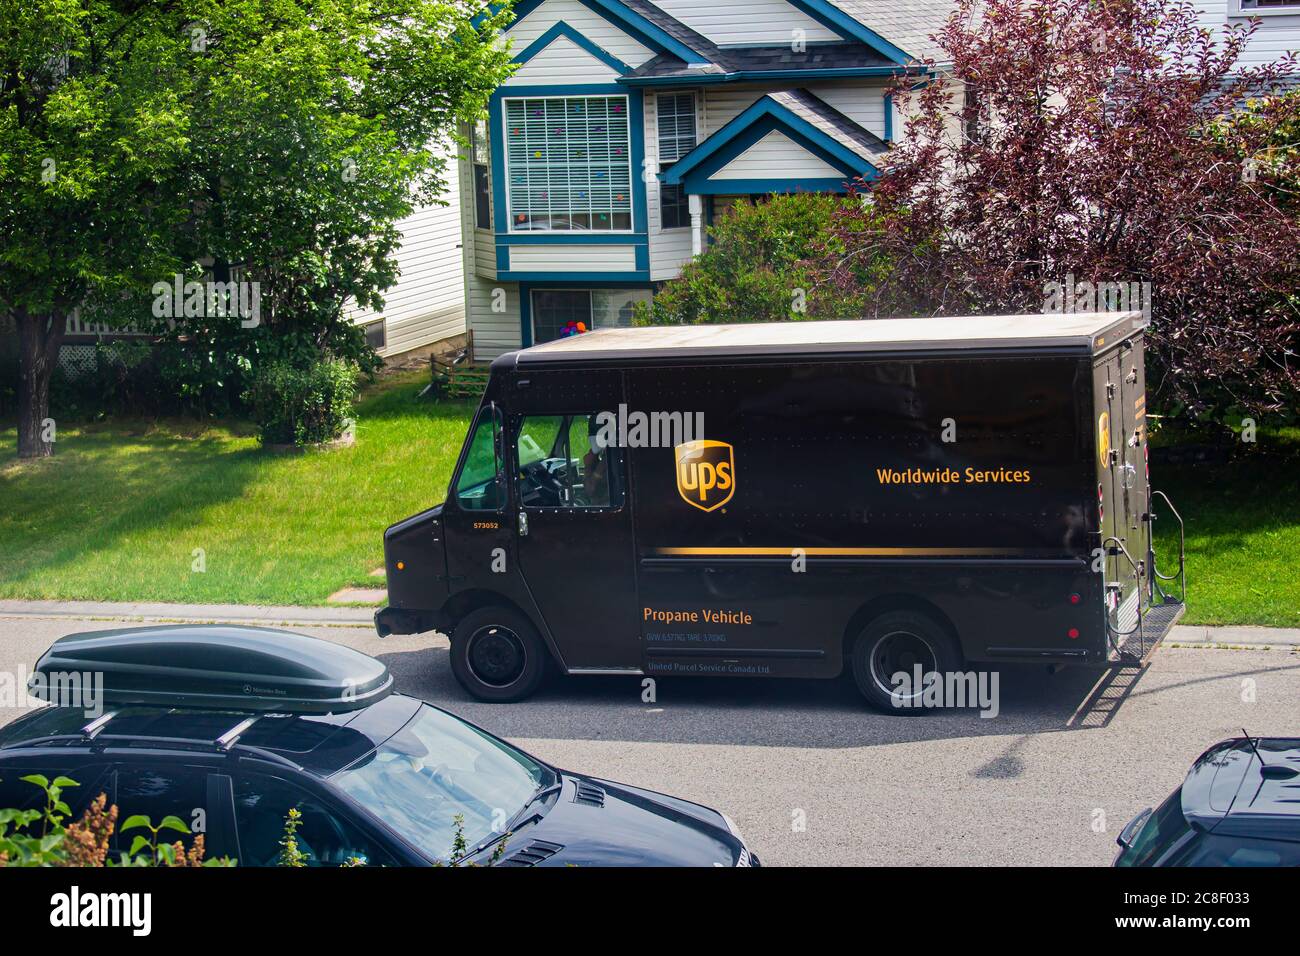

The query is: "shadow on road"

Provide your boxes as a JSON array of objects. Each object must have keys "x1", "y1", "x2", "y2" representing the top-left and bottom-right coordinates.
[{"x1": 372, "y1": 644, "x2": 1154, "y2": 750}]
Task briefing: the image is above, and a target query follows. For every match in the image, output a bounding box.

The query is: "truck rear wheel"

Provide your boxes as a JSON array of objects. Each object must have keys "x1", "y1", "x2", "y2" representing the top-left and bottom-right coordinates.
[
  {"x1": 451, "y1": 607, "x2": 547, "y2": 702},
  {"x1": 851, "y1": 610, "x2": 959, "y2": 714}
]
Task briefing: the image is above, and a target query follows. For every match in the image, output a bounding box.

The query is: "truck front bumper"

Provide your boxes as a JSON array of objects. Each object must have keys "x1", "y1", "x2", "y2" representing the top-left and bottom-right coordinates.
[{"x1": 374, "y1": 606, "x2": 446, "y2": 638}]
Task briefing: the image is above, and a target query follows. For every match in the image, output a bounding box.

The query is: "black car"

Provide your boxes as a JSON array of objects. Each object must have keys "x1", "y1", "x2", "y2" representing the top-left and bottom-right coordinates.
[
  {"x1": 1114, "y1": 735, "x2": 1300, "y2": 867},
  {"x1": 0, "y1": 625, "x2": 756, "y2": 867}
]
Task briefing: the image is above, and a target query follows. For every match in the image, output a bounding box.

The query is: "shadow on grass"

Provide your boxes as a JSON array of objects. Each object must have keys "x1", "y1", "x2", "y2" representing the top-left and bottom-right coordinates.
[
  {"x1": 0, "y1": 424, "x2": 266, "y2": 595},
  {"x1": 0, "y1": 372, "x2": 473, "y2": 602}
]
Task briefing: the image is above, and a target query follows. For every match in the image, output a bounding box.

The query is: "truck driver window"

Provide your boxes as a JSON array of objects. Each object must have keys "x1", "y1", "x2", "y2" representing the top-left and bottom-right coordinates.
[
  {"x1": 454, "y1": 408, "x2": 504, "y2": 511},
  {"x1": 516, "y1": 414, "x2": 621, "y2": 509}
]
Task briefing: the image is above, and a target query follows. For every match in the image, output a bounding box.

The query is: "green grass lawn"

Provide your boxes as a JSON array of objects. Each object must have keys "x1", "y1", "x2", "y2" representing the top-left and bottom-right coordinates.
[
  {"x1": 1, "y1": 377, "x2": 1297, "y2": 625},
  {"x1": 1150, "y1": 439, "x2": 1300, "y2": 627},
  {"x1": 0, "y1": 371, "x2": 475, "y2": 605}
]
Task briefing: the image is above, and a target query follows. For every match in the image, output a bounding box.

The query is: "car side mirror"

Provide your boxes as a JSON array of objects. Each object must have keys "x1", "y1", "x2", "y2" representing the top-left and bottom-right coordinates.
[{"x1": 1116, "y1": 806, "x2": 1152, "y2": 848}]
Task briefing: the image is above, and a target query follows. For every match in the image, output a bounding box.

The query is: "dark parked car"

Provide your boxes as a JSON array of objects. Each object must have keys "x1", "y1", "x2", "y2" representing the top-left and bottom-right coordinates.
[
  {"x1": 0, "y1": 625, "x2": 755, "y2": 867},
  {"x1": 1114, "y1": 735, "x2": 1300, "y2": 866}
]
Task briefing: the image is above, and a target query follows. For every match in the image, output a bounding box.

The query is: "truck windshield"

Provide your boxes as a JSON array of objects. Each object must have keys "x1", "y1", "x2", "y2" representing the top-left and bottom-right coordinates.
[
  {"x1": 454, "y1": 407, "x2": 504, "y2": 510},
  {"x1": 331, "y1": 704, "x2": 550, "y2": 860}
]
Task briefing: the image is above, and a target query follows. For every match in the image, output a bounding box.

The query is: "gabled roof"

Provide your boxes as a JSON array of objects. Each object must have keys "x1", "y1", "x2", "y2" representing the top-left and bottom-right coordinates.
[
  {"x1": 660, "y1": 88, "x2": 887, "y2": 190},
  {"x1": 827, "y1": 0, "x2": 963, "y2": 65},
  {"x1": 773, "y1": 88, "x2": 888, "y2": 164},
  {"x1": 617, "y1": 0, "x2": 728, "y2": 67},
  {"x1": 493, "y1": 0, "x2": 963, "y2": 95},
  {"x1": 497, "y1": 0, "x2": 959, "y2": 80},
  {"x1": 513, "y1": 21, "x2": 638, "y2": 75}
]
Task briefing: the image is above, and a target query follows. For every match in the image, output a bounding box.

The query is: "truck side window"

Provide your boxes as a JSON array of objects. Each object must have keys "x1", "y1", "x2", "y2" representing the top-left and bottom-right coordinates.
[
  {"x1": 454, "y1": 407, "x2": 504, "y2": 512},
  {"x1": 517, "y1": 414, "x2": 622, "y2": 510}
]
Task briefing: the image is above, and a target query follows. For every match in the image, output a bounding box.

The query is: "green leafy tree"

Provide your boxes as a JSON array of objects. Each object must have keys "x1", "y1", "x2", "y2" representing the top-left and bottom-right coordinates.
[
  {"x1": 816, "y1": 0, "x2": 1300, "y2": 420},
  {"x1": 1, "y1": 0, "x2": 514, "y2": 457},
  {"x1": 634, "y1": 192, "x2": 887, "y2": 326}
]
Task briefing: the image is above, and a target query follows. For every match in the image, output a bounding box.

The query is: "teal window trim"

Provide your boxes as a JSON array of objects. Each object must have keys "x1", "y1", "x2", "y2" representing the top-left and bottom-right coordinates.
[
  {"x1": 682, "y1": 176, "x2": 865, "y2": 196},
  {"x1": 503, "y1": 93, "x2": 635, "y2": 233},
  {"x1": 490, "y1": 84, "x2": 648, "y2": 262}
]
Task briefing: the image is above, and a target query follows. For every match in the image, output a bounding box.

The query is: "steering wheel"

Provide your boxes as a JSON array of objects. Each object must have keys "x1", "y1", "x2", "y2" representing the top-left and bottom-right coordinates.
[
  {"x1": 297, "y1": 803, "x2": 353, "y2": 865},
  {"x1": 520, "y1": 460, "x2": 566, "y2": 503}
]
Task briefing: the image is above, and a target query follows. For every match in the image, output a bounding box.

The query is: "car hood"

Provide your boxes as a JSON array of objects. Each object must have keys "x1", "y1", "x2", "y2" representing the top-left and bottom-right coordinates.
[{"x1": 484, "y1": 773, "x2": 745, "y2": 867}]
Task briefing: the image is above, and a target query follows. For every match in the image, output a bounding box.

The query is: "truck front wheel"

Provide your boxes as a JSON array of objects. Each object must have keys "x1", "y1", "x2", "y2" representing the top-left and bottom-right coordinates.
[
  {"x1": 850, "y1": 610, "x2": 960, "y2": 714},
  {"x1": 450, "y1": 607, "x2": 548, "y2": 702}
]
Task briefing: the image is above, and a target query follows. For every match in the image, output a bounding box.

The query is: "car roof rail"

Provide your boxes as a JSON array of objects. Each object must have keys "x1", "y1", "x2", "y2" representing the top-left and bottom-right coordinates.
[
  {"x1": 81, "y1": 710, "x2": 117, "y2": 739},
  {"x1": 4, "y1": 709, "x2": 302, "y2": 772}
]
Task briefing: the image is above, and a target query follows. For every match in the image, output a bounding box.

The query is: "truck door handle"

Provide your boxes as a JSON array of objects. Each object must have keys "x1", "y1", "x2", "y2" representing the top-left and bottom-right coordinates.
[{"x1": 518, "y1": 511, "x2": 529, "y2": 536}]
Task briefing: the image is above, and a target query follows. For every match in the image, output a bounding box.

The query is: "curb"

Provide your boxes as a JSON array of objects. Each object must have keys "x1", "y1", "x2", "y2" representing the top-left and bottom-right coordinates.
[
  {"x1": 0, "y1": 600, "x2": 376, "y2": 628},
  {"x1": 1168, "y1": 625, "x2": 1300, "y2": 647},
  {"x1": 1, "y1": 602, "x2": 1296, "y2": 644}
]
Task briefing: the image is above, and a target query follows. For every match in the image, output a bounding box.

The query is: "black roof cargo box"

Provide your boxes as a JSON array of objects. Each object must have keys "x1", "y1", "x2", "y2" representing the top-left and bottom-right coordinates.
[{"x1": 27, "y1": 624, "x2": 392, "y2": 714}]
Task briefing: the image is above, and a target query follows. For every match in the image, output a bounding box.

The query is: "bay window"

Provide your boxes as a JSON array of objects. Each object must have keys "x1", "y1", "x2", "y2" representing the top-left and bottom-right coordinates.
[{"x1": 504, "y1": 95, "x2": 633, "y2": 231}]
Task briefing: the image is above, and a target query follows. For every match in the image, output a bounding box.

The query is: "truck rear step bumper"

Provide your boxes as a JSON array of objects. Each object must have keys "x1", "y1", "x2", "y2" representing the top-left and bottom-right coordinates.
[{"x1": 1112, "y1": 600, "x2": 1185, "y2": 666}]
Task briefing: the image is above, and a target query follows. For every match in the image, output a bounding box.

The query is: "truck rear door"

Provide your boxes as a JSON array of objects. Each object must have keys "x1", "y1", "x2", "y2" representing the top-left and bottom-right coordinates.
[{"x1": 1094, "y1": 345, "x2": 1143, "y2": 638}]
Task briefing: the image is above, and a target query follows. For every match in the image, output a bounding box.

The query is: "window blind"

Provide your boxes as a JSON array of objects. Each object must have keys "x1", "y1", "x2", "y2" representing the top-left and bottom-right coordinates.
[
  {"x1": 657, "y1": 93, "x2": 697, "y2": 164},
  {"x1": 504, "y1": 95, "x2": 633, "y2": 231}
]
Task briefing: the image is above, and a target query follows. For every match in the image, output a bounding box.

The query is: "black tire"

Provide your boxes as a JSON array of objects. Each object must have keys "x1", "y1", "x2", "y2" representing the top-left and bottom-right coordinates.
[
  {"x1": 450, "y1": 606, "x2": 548, "y2": 702},
  {"x1": 850, "y1": 610, "x2": 960, "y2": 714}
]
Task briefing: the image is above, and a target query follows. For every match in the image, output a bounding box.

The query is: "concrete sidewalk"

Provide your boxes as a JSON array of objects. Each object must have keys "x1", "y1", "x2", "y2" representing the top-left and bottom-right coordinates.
[
  {"x1": 1168, "y1": 624, "x2": 1300, "y2": 646},
  {"x1": 0, "y1": 599, "x2": 375, "y2": 627},
  {"x1": 0, "y1": 599, "x2": 1296, "y2": 645}
]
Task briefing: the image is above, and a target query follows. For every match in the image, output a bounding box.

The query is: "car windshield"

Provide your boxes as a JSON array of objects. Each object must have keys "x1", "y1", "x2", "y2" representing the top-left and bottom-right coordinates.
[{"x1": 331, "y1": 704, "x2": 549, "y2": 860}]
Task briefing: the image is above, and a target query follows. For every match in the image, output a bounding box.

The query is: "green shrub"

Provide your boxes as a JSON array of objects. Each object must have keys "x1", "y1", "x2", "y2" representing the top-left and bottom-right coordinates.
[
  {"x1": 243, "y1": 358, "x2": 359, "y2": 446},
  {"x1": 0, "y1": 774, "x2": 230, "y2": 867},
  {"x1": 634, "y1": 191, "x2": 887, "y2": 326}
]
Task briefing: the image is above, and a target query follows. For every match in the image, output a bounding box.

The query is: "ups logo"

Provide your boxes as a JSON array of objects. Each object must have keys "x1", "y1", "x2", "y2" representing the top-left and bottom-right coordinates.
[{"x1": 675, "y1": 440, "x2": 734, "y2": 512}]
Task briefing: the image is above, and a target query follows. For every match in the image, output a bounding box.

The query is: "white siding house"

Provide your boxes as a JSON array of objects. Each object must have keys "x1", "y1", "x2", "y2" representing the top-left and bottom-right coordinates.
[
  {"x1": 350, "y1": 154, "x2": 466, "y2": 358},
  {"x1": 457, "y1": 0, "x2": 959, "y2": 361},
  {"x1": 1194, "y1": 0, "x2": 1300, "y2": 71},
  {"x1": 456, "y1": 0, "x2": 1298, "y2": 361}
]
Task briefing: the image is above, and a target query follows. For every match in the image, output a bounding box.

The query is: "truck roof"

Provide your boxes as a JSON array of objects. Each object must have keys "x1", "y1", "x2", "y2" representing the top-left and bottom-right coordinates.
[{"x1": 512, "y1": 311, "x2": 1147, "y2": 366}]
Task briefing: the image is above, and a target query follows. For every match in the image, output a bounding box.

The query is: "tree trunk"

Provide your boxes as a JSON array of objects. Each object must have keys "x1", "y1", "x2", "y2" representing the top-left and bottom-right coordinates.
[{"x1": 15, "y1": 307, "x2": 67, "y2": 459}]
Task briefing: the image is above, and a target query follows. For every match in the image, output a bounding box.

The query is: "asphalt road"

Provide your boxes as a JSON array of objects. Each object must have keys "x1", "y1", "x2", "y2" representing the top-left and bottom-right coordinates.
[{"x1": 2, "y1": 615, "x2": 1296, "y2": 866}]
